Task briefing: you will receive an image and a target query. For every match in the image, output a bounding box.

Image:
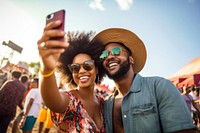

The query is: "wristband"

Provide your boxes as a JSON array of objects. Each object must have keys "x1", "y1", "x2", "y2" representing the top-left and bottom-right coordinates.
[{"x1": 40, "y1": 69, "x2": 55, "y2": 78}]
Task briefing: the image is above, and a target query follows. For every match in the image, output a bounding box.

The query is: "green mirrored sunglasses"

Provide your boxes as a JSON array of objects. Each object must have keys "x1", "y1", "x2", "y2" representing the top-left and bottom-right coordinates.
[{"x1": 100, "y1": 46, "x2": 122, "y2": 60}]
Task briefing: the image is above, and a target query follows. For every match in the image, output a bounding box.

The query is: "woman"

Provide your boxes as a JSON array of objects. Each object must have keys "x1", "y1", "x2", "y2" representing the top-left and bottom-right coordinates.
[{"x1": 37, "y1": 20, "x2": 106, "y2": 132}]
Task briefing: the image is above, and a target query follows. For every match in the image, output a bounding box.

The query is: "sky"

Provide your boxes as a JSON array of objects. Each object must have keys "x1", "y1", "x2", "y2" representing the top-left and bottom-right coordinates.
[{"x1": 0, "y1": 0, "x2": 200, "y2": 81}]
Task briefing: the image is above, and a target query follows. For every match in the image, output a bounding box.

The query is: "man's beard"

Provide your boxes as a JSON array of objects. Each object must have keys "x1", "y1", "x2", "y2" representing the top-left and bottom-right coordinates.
[{"x1": 106, "y1": 58, "x2": 130, "y2": 80}]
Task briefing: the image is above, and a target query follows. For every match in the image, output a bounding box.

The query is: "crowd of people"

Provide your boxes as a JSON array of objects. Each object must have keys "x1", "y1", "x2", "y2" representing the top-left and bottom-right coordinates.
[
  {"x1": 0, "y1": 18, "x2": 199, "y2": 133},
  {"x1": 179, "y1": 85, "x2": 200, "y2": 128},
  {"x1": 0, "y1": 70, "x2": 60, "y2": 133},
  {"x1": 0, "y1": 69, "x2": 110, "y2": 133}
]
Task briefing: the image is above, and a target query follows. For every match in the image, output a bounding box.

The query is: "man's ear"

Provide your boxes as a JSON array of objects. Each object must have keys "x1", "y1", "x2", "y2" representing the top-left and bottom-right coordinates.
[{"x1": 129, "y1": 56, "x2": 134, "y2": 64}]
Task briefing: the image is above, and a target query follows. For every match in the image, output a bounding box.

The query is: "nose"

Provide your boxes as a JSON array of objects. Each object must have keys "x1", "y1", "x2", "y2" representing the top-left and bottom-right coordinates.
[
  {"x1": 78, "y1": 65, "x2": 86, "y2": 73},
  {"x1": 106, "y1": 51, "x2": 115, "y2": 59}
]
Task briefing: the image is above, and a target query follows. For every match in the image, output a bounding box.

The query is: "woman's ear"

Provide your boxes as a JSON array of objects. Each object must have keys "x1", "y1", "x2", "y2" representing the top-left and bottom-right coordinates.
[{"x1": 129, "y1": 56, "x2": 134, "y2": 64}]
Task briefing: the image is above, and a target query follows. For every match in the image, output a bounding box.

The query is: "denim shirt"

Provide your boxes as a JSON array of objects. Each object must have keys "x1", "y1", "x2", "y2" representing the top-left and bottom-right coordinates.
[{"x1": 104, "y1": 74, "x2": 196, "y2": 133}]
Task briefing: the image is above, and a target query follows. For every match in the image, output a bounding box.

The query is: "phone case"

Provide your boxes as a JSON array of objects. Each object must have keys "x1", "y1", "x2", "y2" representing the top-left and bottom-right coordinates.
[{"x1": 46, "y1": 10, "x2": 65, "y2": 41}]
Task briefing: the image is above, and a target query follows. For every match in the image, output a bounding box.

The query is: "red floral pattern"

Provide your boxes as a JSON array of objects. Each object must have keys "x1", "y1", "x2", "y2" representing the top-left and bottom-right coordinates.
[{"x1": 51, "y1": 91, "x2": 105, "y2": 133}]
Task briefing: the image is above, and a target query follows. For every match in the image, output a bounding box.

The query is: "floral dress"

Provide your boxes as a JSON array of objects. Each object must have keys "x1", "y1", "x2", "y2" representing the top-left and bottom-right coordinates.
[{"x1": 51, "y1": 91, "x2": 105, "y2": 133}]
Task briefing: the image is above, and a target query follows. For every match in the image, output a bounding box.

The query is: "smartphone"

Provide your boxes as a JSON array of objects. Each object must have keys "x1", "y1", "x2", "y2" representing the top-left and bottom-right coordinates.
[{"x1": 46, "y1": 9, "x2": 65, "y2": 41}]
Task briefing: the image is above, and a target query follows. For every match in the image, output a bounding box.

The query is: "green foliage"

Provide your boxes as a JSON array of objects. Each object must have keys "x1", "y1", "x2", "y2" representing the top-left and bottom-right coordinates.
[{"x1": 28, "y1": 62, "x2": 40, "y2": 76}]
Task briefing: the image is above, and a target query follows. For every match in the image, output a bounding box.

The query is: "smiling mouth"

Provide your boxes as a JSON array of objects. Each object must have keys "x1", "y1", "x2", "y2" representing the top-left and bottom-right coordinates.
[
  {"x1": 107, "y1": 60, "x2": 120, "y2": 69},
  {"x1": 108, "y1": 62, "x2": 118, "y2": 69},
  {"x1": 79, "y1": 76, "x2": 89, "y2": 82}
]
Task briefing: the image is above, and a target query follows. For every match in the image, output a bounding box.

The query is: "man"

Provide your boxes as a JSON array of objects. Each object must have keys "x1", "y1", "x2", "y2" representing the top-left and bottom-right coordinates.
[
  {"x1": 38, "y1": 102, "x2": 54, "y2": 133},
  {"x1": 91, "y1": 28, "x2": 197, "y2": 132},
  {"x1": 185, "y1": 86, "x2": 200, "y2": 126},
  {"x1": 0, "y1": 71, "x2": 26, "y2": 133},
  {"x1": 12, "y1": 75, "x2": 29, "y2": 133},
  {"x1": 20, "y1": 78, "x2": 42, "y2": 133}
]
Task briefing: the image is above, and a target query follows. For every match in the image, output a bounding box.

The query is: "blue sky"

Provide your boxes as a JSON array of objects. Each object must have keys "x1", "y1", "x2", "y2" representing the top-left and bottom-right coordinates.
[{"x1": 0, "y1": 0, "x2": 199, "y2": 79}]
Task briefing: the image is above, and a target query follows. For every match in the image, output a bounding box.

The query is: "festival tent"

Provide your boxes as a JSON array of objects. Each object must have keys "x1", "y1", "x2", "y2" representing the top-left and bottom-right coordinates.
[
  {"x1": 172, "y1": 78, "x2": 187, "y2": 87},
  {"x1": 16, "y1": 62, "x2": 28, "y2": 71},
  {"x1": 1, "y1": 63, "x2": 18, "y2": 71},
  {"x1": 168, "y1": 57, "x2": 200, "y2": 84},
  {"x1": 1, "y1": 62, "x2": 28, "y2": 73},
  {"x1": 178, "y1": 74, "x2": 200, "y2": 87}
]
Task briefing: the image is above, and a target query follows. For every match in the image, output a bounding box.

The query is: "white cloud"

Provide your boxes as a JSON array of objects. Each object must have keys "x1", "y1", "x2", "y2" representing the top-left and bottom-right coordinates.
[
  {"x1": 89, "y1": 0, "x2": 105, "y2": 11},
  {"x1": 116, "y1": 0, "x2": 133, "y2": 10},
  {"x1": 89, "y1": 0, "x2": 133, "y2": 11}
]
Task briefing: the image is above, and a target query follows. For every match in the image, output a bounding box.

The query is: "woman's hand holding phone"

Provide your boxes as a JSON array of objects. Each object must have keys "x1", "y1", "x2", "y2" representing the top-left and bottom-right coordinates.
[
  {"x1": 46, "y1": 10, "x2": 65, "y2": 42},
  {"x1": 37, "y1": 10, "x2": 69, "y2": 73}
]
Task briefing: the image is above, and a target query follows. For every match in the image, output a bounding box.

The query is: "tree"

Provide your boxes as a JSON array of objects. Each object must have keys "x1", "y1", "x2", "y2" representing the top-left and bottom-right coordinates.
[{"x1": 28, "y1": 62, "x2": 40, "y2": 76}]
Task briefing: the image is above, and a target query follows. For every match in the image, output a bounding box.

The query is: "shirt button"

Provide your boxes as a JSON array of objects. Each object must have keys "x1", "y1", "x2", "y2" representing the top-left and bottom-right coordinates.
[{"x1": 124, "y1": 115, "x2": 127, "y2": 118}]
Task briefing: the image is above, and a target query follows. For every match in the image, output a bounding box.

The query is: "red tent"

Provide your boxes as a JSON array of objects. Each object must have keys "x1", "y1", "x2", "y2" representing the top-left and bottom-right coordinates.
[
  {"x1": 178, "y1": 74, "x2": 200, "y2": 87},
  {"x1": 168, "y1": 57, "x2": 200, "y2": 82},
  {"x1": 172, "y1": 78, "x2": 187, "y2": 87}
]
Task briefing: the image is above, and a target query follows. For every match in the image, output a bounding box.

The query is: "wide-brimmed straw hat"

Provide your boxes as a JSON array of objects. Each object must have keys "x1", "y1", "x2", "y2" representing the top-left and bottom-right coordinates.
[{"x1": 92, "y1": 28, "x2": 147, "y2": 72}]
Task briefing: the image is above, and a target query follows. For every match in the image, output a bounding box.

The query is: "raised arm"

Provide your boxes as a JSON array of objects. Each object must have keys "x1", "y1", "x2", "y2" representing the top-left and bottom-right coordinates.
[{"x1": 37, "y1": 20, "x2": 69, "y2": 113}]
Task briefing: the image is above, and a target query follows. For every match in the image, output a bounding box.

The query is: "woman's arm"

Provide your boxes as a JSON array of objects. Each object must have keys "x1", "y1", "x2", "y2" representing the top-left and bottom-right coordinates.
[{"x1": 37, "y1": 20, "x2": 69, "y2": 113}]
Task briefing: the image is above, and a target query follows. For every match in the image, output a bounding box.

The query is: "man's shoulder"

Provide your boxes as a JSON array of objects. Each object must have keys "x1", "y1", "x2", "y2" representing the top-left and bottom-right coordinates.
[
  {"x1": 137, "y1": 74, "x2": 170, "y2": 86},
  {"x1": 189, "y1": 92, "x2": 198, "y2": 99},
  {"x1": 29, "y1": 88, "x2": 39, "y2": 93},
  {"x1": 0, "y1": 80, "x2": 14, "y2": 89},
  {"x1": 3, "y1": 80, "x2": 12, "y2": 85},
  {"x1": 135, "y1": 74, "x2": 177, "y2": 94},
  {"x1": 27, "y1": 88, "x2": 41, "y2": 99},
  {"x1": 139, "y1": 75, "x2": 166, "y2": 81},
  {"x1": 14, "y1": 80, "x2": 26, "y2": 90}
]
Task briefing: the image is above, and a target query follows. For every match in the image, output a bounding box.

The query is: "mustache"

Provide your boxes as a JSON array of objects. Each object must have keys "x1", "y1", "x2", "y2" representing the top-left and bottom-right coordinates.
[{"x1": 106, "y1": 58, "x2": 121, "y2": 67}]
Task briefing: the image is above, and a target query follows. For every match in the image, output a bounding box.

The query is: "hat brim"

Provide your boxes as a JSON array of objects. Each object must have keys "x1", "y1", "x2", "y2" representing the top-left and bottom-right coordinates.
[{"x1": 92, "y1": 28, "x2": 147, "y2": 72}]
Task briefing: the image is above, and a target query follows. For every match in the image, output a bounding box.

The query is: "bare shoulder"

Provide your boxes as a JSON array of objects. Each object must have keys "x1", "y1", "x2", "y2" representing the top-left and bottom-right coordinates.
[{"x1": 68, "y1": 89, "x2": 79, "y2": 97}]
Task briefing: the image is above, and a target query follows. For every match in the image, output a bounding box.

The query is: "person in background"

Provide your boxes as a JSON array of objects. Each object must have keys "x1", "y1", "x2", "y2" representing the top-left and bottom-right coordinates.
[
  {"x1": 91, "y1": 28, "x2": 197, "y2": 133},
  {"x1": 24, "y1": 75, "x2": 33, "y2": 97},
  {"x1": 189, "y1": 86, "x2": 200, "y2": 127},
  {"x1": 182, "y1": 86, "x2": 200, "y2": 122},
  {"x1": 0, "y1": 70, "x2": 7, "y2": 87},
  {"x1": 20, "y1": 75, "x2": 30, "y2": 91},
  {"x1": 12, "y1": 74, "x2": 29, "y2": 133},
  {"x1": 0, "y1": 71, "x2": 26, "y2": 133},
  {"x1": 37, "y1": 20, "x2": 106, "y2": 132},
  {"x1": 178, "y1": 86, "x2": 184, "y2": 94},
  {"x1": 38, "y1": 102, "x2": 54, "y2": 133},
  {"x1": 20, "y1": 78, "x2": 42, "y2": 133}
]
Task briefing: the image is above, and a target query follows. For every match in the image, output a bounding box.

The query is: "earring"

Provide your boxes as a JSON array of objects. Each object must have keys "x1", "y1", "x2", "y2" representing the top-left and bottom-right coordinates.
[{"x1": 96, "y1": 74, "x2": 100, "y2": 84}]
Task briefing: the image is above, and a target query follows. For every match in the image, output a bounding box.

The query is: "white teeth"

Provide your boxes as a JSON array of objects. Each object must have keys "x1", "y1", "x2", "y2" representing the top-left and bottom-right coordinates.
[
  {"x1": 109, "y1": 63, "x2": 118, "y2": 67},
  {"x1": 79, "y1": 76, "x2": 89, "y2": 80},
  {"x1": 79, "y1": 76, "x2": 89, "y2": 82}
]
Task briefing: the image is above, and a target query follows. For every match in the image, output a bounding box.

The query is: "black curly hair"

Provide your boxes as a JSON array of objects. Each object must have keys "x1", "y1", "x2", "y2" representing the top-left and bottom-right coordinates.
[{"x1": 57, "y1": 31, "x2": 105, "y2": 88}]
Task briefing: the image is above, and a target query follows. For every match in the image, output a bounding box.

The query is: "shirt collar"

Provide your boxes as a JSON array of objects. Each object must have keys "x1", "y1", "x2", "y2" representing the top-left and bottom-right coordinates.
[
  {"x1": 129, "y1": 73, "x2": 142, "y2": 93},
  {"x1": 111, "y1": 73, "x2": 142, "y2": 98}
]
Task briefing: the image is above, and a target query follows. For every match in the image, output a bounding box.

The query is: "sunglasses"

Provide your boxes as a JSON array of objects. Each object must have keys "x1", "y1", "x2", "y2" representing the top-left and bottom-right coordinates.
[
  {"x1": 68, "y1": 60, "x2": 95, "y2": 73},
  {"x1": 100, "y1": 46, "x2": 122, "y2": 60}
]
